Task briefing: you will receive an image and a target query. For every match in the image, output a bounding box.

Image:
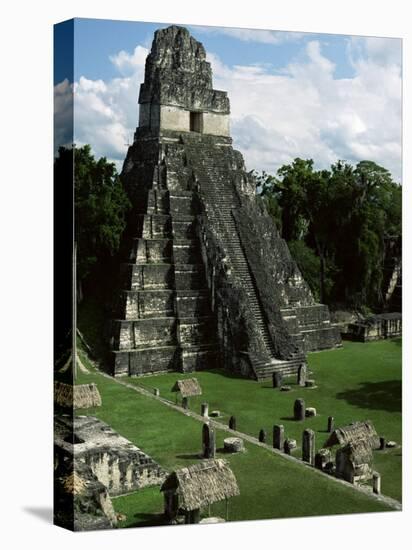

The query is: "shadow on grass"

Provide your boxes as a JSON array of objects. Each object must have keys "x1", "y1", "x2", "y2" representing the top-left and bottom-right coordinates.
[
  {"x1": 123, "y1": 512, "x2": 167, "y2": 528},
  {"x1": 175, "y1": 453, "x2": 202, "y2": 460},
  {"x1": 335, "y1": 380, "x2": 401, "y2": 413},
  {"x1": 199, "y1": 368, "x2": 248, "y2": 381}
]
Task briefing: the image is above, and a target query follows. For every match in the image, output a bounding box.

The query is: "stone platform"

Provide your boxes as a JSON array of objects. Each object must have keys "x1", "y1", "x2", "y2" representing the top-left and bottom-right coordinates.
[{"x1": 54, "y1": 415, "x2": 166, "y2": 496}]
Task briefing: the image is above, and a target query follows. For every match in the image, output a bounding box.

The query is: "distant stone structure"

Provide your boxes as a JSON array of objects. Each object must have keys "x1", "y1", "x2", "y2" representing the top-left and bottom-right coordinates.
[
  {"x1": 346, "y1": 312, "x2": 401, "y2": 342},
  {"x1": 54, "y1": 415, "x2": 166, "y2": 496},
  {"x1": 110, "y1": 25, "x2": 341, "y2": 380}
]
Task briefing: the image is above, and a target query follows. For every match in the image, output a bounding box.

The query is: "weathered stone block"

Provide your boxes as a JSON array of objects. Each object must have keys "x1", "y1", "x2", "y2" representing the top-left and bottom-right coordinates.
[
  {"x1": 273, "y1": 425, "x2": 284, "y2": 450},
  {"x1": 202, "y1": 423, "x2": 216, "y2": 458},
  {"x1": 294, "y1": 398, "x2": 305, "y2": 421},
  {"x1": 224, "y1": 437, "x2": 244, "y2": 453},
  {"x1": 302, "y1": 429, "x2": 315, "y2": 465}
]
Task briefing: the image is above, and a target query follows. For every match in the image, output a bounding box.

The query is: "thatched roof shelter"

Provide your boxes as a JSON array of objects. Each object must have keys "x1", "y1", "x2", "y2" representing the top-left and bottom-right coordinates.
[
  {"x1": 335, "y1": 439, "x2": 374, "y2": 483},
  {"x1": 325, "y1": 420, "x2": 379, "y2": 450},
  {"x1": 337, "y1": 439, "x2": 373, "y2": 466},
  {"x1": 161, "y1": 459, "x2": 239, "y2": 512},
  {"x1": 54, "y1": 381, "x2": 102, "y2": 409},
  {"x1": 171, "y1": 378, "x2": 202, "y2": 398}
]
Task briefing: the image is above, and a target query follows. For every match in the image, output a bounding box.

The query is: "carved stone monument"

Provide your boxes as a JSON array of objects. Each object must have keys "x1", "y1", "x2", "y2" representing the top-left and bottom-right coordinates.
[
  {"x1": 297, "y1": 364, "x2": 307, "y2": 387},
  {"x1": 202, "y1": 423, "x2": 216, "y2": 459},
  {"x1": 294, "y1": 398, "x2": 305, "y2": 421},
  {"x1": 302, "y1": 429, "x2": 316, "y2": 465},
  {"x1": 273, "y1": 424, "x2": 285, "y2": 450}
]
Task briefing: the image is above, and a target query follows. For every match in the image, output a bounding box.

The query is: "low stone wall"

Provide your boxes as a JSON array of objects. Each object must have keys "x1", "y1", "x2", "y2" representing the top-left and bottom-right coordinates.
[{"x1": 301, "y1": 326, "x2": 342, "y2": 352}]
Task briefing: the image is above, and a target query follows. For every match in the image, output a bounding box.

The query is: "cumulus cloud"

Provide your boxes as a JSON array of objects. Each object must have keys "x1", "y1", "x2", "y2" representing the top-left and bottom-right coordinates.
[
  {"x1": 73, "y1": 62, "x2": 145, "y2": 169},
  {"x1": 209, "y1": 38, "x2": 401, "y2": 181},
  {"x1": 54, "y1": 35, "x2": 401, "y2": 181},
  {"x1": 54, "y1": 78, "x2": 73, "y2": 153},
  {"x1": 191, "y1": 25, "x2": 304, "y2": 45},
  {"x1": 109, "y1": 45, "x2": 149, "y2": 76}
]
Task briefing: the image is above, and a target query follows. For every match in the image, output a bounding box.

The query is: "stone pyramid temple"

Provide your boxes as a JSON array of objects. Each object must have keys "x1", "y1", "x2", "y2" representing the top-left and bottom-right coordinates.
[{"x1": 110, "y1": 26, "x2": 341, "y2": 380}]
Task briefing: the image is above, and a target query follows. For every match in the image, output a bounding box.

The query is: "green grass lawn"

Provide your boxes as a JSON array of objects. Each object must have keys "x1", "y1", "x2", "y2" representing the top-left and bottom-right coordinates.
[
  {"x1": 74, "y1": 347, "x2": 396, "y2": 529},
  {"x1": 125, "y1": 338, "x2": 402, "y2": 501}
]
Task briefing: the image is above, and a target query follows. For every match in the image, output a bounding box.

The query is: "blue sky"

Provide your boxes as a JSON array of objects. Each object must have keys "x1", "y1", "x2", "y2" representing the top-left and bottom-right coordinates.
[
  {"x1": 54, "y1": 18, "x2": 402, "y2": 181},
  {"x1": 55, "y1": 17, "x2": 360, "y2": 84}
]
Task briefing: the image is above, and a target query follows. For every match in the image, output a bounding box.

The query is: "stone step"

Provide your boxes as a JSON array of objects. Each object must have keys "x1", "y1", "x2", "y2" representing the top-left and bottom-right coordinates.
[
  {"x1": 112, "y1": 346, "x2": 179, "y2": 377},
  {"x1": 172, "y1": 239, "x2": 202, "y2": 264},
  {"x1": 130, "y1": 238, "x2": 173, "y2": 264},
  {"x1": 180, "y1": 344, "x2": 220, "y2": 372},
  {"x1": 253, "y1": 358, "x2": 305, "y2": 380},
  {"x1": 169, "y1": 194, "x2": 198, "y2": 216},
  {"x1": 112, "y1": 318, "x2": 177, "y2": 351},
  {"x1": 172, "y1": 218, "x2": 197, "y2": 239},
  {"x1": 120, "y1": 289, "x2": 175, "y2": 320},
  {"x1": 178, "y1": 317, "x2": 217, "y2": 346},
  {"x1": 147, "y1": 189, "x2": 170, "y2": 215},
  {"x1": 142, "y1": 214, "x2": 172, "y2": 238},
  {"x1": 176, "y1": 292, "x2": 212, "y2": 317},
  {"x1": 174, "y1": 268, "x2": 206, "y2": 290},
  {"x1": 120, "y1": 263, "x2": 174, "y2": 291}
]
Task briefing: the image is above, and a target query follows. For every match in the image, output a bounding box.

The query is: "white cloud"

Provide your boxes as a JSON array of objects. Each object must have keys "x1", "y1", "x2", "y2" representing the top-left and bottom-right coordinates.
[
  {"x1": 54, "y1": 78, "x2": 73, "y2": 153},
  {"x1": 109, "y1": 45, "x2": 149, "y2": 76},
  {"x1": 54, "y1": 35, "x2": 401, "y2": 181},
  {"x1": 209, "y1": 38, "x2": 401, "y2": 181},
  {"x1": 72, "y1": 59, "x2": 146, "y2": 169},
  {"x1": 191, "y1": 25, "x2": 304, "y2": 45}
]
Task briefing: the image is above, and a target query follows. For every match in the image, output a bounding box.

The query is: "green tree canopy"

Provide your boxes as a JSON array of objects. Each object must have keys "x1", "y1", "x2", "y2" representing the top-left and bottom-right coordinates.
[
  {"x1": 257, "y1": 158, "x2": 401, "y2": 309},
  {"x1": 54, "y1": 145, "x2": 131, "y2": 285}
]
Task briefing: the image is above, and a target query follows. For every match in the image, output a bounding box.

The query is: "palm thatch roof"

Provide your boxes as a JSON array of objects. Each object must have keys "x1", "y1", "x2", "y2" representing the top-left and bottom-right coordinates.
[
  {"x1": 336, "y1": 439, "x2": 373, "y2": 466},
  {"x1": 325, "y1": 420, "x2": 379, "y2": 449},
  {"x1": 54, "y1": 381, "x2": 102, "y2": 409},
  {"x1": 171, "y1": 378, "x2": 202, "y2": 398},
  {"x1": 161, "y1": 459, "x2": 239, "y2": 511}
]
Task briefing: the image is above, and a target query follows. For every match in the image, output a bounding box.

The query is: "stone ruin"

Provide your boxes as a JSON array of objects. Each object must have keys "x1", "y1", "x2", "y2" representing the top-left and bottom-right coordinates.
[
  {"x1": 346, "y1": 312, "x2": 402, "y2": 342},
  {"x1": 110, "y1": 25, "x2": 341, "y2": 381},
  {"x1": 54, "y1": 454, "x2": 117, "y2": 531},
  {"x1": 54, "y1": 415, "x2": 166, "y2": 496}
]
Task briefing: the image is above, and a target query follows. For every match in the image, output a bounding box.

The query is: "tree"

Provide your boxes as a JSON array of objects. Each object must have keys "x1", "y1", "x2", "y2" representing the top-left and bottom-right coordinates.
[
  {"x1": 257, "y1": 158, "x2": 401, "y2": 309},
  {"x1": 54, "y1": 145, "x2": 131, "y2": 298}
]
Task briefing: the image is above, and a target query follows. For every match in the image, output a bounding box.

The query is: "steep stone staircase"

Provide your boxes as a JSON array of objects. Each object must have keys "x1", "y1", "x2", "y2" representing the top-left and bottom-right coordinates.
[
  {"x1": 181, "y1": 136, "x2": 304, "y2": 379},
  {"x1": 111, "y1": 146, "x2": 219, "y2": 376}
]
